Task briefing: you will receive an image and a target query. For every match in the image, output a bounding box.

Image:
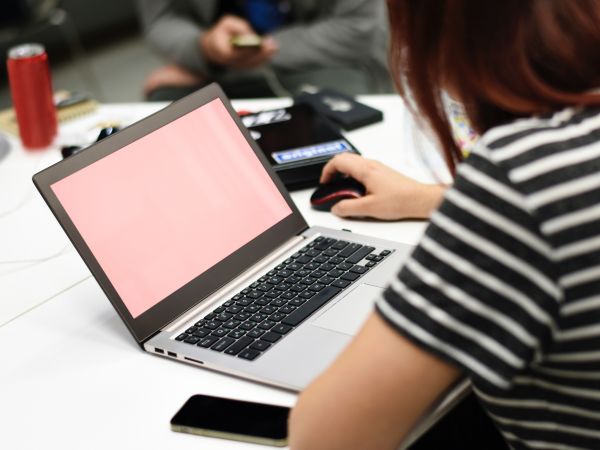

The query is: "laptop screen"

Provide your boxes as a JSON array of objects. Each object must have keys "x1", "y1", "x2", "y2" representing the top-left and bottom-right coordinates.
[{"x1": 51, "y1": 98, "x2": 292, "y2": 319}]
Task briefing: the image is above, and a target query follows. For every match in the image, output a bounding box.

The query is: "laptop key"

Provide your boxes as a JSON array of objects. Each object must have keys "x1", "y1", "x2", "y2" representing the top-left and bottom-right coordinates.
[
  {"x1": 282, "y1": 286, "x2": 341, "y2": 327},
  {"x1": 247, "y1": 329, "x2": 265, "y2": 338},
  {"x1": 346, "y1": 246, "x2": 376, "y2": 264},
  {"x1": 250, "y1": 340, "x2": 271, "y2": 351},
  {"x1": 309, "y1": 283, "x2": 326, "y2": 292},
  {"x1": 350, "y1": 265, "x2": 368, "y2": 274},
  {"x1": 261, "y1": 332, "x2": 283, "y2": 343},
  {"x1": 240, "y1": 322, "x2": 256, "y2": 331},
  {"x1": 226, "y1": 305, "x2": 243, "y2": 314},
  {"x1": 319, "y1": 276, "x2": 335, "y2": 285},
  {"x1": 332, "y1": 240, "x2": 349, "y2": 250},
  {"x1": 296, "y1": 255, "x2": 312, "y2": 264},
  {"x1": 211, "y1": 328, "x2": 228, "y2": 338},
  {"x1": 269, "y1": 312, "x2": 286, "y2": 322},
  {"x1": 280, "y1": 305, "x2": 296, "y2": 314},
  {"x1": 211, "y1": 337, "x2": 236, "y2": 352},
  {"x1": 251, "y1": 313, "x2": 269, "y2": 322},
  {"x1": 176, "y1": 333, "x2": 188, "y2": 341},
  {"x1": 272, "y1": 324, "x2": 293, "y2": 335},
  {"x1": 225, "y1": 337, "x2": 254, "y2": 355},
  {"x1": 315, "y1": 237, "x2": 337, "y2": 250},
  {"x1": 332, "y1": 279, "x2": 351, "y2": 288},
  {"x1": 204, "y1": 321, "x2": 221, "y2": 330},
  {"x1": 184, "y1": 336, "x2": 200, "y2": 344},
  {"x1": 236, "y1": 298, "x2": 252, "y2": 306},
  {"x1": 234, "y1": 312, "x2": 251, "y2": 321},
  {"x1": 256, "y1": 283, "x2": 272, "y2": 292},
  {"x1": 341, "y1": 272, "x2": 360, "y2": 282},
  {"x1": 261, "y1": 305, "x2": 277, "y2": 315},
  {"x1": 215, "y1": 313, "x2": 232, "y2": 322},
  {"x1": 381, "y1": 250, "x2": 392, "y2": 256},
  {"x1": 338, "y1": 243, "x2": 361, "y2": 258},
  {"x1": 258, "y1": 320, "x2": 276, "y2": 330},
  {"x1": 222, "y1": 320, "x2": 241, "y2": 329},
  {"x1": 238, "y1": 349, "x2": 261, "y2": 361},
  {"x1": 228, "y1": 330, "x2": 247, "y2": 339},
  {"x1": 289, "y1": 298, "x2": 306, "y2": 307},
  {"x1": 267, "y1": 276, "x2": 284, "y2": 285},
  {"x1": 192, "y1": 329, "x2": 210, "y2": 338},
  {"x1": 198, "y1": 336, "x2": 219, "y2": 348}
]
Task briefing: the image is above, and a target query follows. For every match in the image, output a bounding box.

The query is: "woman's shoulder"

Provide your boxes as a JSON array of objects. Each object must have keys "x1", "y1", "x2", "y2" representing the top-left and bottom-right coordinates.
[{"x1": 470, "y1": 105, "x2": 600, "y2": 193}]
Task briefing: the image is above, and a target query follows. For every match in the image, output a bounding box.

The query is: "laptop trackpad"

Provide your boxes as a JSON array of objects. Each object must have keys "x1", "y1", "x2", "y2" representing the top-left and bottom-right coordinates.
[{"x1": 311, "y1": 284, "x2": 384, "y2": 336}]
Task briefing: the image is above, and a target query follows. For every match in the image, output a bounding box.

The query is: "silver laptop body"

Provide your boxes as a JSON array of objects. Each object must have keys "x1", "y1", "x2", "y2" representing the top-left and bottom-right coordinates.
[{"x1": 33, "y1": 84, "x2": 413, "y2": 392}]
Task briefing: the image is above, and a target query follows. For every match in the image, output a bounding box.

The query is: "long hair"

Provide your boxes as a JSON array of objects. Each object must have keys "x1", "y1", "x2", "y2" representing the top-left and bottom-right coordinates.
[{"x1": 387, "y1": 0, "x2": 600, "y2": 173}]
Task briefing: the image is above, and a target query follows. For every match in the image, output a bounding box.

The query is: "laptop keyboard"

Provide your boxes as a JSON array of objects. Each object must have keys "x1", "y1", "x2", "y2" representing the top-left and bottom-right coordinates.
[{"x1": 175, "y1": 236, "x2": 392, "y2": 361}]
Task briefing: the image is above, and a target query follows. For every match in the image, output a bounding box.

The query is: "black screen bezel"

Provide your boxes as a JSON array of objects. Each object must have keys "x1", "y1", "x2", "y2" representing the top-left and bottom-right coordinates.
[
  {"x1": 33, "y1": 84, "x2": 308, "y2": 344},
  {"x1": 171, "y1": 395, "x2": 289, "y2": 440}
]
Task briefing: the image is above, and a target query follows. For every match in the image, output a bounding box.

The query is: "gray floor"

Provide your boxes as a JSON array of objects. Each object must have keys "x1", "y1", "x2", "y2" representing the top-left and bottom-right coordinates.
[{"x1": 0, "y1": 34, "x2": 164, "y2": 109}]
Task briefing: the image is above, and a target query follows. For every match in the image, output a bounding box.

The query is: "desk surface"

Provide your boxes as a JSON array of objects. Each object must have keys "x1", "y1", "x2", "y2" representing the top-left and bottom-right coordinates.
[{"x1": 0, "y1": 96, "x2": 454, "y2": 450}]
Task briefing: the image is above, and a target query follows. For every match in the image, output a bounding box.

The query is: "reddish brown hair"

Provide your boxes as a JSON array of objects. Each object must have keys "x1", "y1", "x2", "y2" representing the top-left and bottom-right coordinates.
[{"x1": 387, "y1": 0, "x2": 600, "y2": 173}]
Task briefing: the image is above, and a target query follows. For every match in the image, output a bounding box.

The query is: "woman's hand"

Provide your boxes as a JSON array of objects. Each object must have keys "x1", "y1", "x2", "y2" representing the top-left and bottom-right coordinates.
[{"x1": 320, "y1": 153, "x2": 446, "y2": 220}]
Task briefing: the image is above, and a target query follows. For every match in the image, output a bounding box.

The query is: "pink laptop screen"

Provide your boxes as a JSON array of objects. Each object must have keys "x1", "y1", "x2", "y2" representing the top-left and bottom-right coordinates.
[{"x1": 51, "y1": 99, "x2": 292, "y2": 318}]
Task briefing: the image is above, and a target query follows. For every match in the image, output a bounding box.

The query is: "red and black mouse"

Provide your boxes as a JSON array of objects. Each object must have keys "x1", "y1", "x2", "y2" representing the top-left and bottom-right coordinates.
[{"x1": 310, "y1": 175, "x2": 366, "y2": 211}]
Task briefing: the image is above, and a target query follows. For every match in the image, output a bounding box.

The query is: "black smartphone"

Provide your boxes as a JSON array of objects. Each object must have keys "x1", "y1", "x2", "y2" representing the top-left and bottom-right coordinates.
[{"x1": 170, "y1": 394, "x2": 290, "y2": 447}]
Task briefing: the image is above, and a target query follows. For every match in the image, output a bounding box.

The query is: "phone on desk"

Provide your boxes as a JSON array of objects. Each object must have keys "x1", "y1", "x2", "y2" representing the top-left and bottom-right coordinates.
[{"x1": 171, "y1": 394, "x2": 290, "y2": 447}]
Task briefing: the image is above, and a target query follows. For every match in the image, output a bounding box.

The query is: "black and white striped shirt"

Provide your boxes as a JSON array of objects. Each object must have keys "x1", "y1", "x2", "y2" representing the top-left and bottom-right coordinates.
[{"x1": 377, "y1": 106, "x2": 600, "y2": 450}]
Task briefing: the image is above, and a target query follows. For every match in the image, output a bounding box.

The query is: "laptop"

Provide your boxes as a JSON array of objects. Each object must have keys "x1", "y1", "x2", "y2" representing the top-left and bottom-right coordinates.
[{"x1": 33, "y1": 84, "x2": 413, "y2": 391}]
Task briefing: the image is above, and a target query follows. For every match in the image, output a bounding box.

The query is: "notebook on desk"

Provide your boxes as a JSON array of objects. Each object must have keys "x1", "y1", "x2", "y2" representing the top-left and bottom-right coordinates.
[{"x1": 33, "y1": 84, "x2": 413, "y2": 390}]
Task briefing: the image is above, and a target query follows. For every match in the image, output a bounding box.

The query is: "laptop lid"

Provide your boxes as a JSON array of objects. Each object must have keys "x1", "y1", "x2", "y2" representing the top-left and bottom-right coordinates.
[{"x1": 33, "y1": 84, "x2": 308, "y2": 344}]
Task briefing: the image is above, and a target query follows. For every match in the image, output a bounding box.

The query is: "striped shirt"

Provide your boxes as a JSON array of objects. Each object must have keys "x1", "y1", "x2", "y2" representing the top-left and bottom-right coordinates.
[{"x1": 377, "y1": 105, "x2": 600, "y2": 450}]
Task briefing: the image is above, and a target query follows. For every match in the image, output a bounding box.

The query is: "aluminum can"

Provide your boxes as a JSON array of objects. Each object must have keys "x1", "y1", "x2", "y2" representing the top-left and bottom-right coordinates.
[{"x1": 7, "y1": 43, "x2": 57, "y2": 149}]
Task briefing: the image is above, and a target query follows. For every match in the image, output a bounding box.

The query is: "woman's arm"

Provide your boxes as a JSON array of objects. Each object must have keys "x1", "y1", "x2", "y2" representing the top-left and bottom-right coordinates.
[{"x1": 289, "y1": 313, "x2": 460, "y2": 450}]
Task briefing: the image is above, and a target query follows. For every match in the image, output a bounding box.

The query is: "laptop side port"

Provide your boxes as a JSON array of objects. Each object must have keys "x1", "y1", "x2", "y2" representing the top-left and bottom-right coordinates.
[
  {"x1": 155, "y1": 348, "x2": 164, "y2": 354},
  {"x1": 167, "y1": 351, "x2": 177, "y2": 358},
  {"x1": 184, "y1": 357, "x2": 204, "y2": 365}
]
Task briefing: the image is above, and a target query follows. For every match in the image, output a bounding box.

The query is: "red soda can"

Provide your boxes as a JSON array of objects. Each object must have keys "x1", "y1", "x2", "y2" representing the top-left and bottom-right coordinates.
[{"x1": 7, "y1": 43, "x2": 57, "y2": 149}]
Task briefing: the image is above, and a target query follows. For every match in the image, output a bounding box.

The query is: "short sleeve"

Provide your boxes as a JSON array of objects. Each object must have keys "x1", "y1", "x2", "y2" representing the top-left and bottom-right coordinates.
[{"x1": 376, "y1": 145, "x2": 561, "y2": 390}]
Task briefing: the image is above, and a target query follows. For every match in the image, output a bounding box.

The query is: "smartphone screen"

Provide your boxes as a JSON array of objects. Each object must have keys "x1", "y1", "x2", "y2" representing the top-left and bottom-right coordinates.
[{"x1": 170, "y1": 394, "x2": 290, "y2": 446}]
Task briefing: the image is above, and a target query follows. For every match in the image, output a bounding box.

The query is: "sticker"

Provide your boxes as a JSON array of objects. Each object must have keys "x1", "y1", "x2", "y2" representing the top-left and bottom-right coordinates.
[{"x1": 272, "y1": 140, "x2": 351, "y2": 164}]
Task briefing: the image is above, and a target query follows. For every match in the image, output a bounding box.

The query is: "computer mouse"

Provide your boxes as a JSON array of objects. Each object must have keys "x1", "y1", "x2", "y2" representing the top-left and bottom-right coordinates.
[{"x1": 310, "y1": 175, "x2": 366, "y2": 211}]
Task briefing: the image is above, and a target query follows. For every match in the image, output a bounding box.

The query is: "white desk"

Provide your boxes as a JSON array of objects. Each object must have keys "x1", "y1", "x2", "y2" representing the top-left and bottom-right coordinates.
[{"x1": 0, "y1": 96, "x2": 458, "y2": 450}]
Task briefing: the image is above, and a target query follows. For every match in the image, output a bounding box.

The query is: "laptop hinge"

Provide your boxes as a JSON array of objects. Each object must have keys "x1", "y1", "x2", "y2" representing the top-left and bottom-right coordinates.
[{"x1": 163, "y1": 233, "x2": 312, "y2": 333}]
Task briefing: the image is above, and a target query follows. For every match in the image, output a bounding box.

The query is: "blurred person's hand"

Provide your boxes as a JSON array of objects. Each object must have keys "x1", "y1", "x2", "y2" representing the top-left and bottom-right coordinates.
[
  {"x1": 320, "y1": 153, "x2": 446, "y2": 220},
  {"x1": 201, "y1": 15, "x2": 278, "y2": 69},
  {"x1": 143, "y1": 64, "x2": 205, "y2": 96}
]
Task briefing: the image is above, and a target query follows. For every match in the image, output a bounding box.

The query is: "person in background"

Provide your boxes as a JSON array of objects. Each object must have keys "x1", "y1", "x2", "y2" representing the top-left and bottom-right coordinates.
[
  {"x1": 135, "y1": 0, "x2": 392, "y2": 100},
  {"x1": 289, "y1": 1, "x2": 600, "y2": 449}
]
